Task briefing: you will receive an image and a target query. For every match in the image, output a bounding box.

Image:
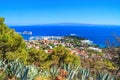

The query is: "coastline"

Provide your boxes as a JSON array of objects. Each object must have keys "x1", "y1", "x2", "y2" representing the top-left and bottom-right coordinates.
[{"x1": 10, "y1": 25, "x2": 119, "y2": 48}]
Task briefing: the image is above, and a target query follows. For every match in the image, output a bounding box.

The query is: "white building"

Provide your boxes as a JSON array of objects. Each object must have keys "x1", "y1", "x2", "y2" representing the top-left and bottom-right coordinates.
[
  {"x1": 88, "y1": 47, "x2": 102, "y2": 52},
  {"x1": 81, "y1": 40, "x2": 93, "y2": 44}
]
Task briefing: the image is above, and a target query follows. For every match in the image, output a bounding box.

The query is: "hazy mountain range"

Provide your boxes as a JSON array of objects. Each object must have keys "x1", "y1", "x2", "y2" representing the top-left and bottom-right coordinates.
[{"x1": 10, "y1": 23, "x2": 120, "y2": 27}]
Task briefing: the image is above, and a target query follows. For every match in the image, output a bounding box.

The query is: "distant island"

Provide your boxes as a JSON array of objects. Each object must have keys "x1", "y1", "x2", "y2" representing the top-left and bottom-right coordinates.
[{"x1": 18, "y1": 31, "x2": 32, "y2": 35}]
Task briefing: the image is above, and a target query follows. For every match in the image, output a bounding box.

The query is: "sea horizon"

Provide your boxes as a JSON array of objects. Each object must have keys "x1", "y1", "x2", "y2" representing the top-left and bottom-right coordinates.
[
  {"x1": 9, "y1": 24, "x2": 120, "y2": 48},
  {"x1": 8, "y1": 23, "x2": 120, "y2": 27}
]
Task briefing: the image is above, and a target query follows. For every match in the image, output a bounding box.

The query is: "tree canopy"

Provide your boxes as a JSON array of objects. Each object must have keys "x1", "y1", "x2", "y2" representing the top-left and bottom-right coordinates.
[{"x1": 0, "y1": 17, "x2": 27, "y2": 63}]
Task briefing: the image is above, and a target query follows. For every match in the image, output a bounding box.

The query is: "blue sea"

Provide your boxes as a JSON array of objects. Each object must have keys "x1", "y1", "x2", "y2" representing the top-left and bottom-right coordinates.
[{"x1": 9, "y1": 25, "x2": 120, "y2": 47}]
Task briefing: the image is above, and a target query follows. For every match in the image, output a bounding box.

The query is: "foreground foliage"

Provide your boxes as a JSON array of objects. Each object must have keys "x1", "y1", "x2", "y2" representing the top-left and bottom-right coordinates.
[{"x1": 0, "y1": 60, "x2": 116, "y2": 80}]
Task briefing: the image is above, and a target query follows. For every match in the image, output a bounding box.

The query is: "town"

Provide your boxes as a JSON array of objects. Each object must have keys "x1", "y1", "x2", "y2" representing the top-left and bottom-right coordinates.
[{"x1": 26, "y1": 36, "x2": 103, "y2": 59}]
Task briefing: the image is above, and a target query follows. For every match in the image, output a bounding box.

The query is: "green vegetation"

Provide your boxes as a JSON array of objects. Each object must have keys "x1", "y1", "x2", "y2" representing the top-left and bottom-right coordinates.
[
  {"x1": 0, "y1": 17, "x2": 119, "y2": 79},
  {"x1": 61, "y1": 36, "x2": 84, "y2": 48},
  {"x1": 61, "y1": 36, "x2": 98, "y2": 48},
  {"x1": 27, "y1": 48, "x2": 51, "y2": 69},
  {"x1": 49, "y1": 45, "x2": 80, "y2": 67},
  {"x1": 0, "y1": 17, "x2": 80, "y2": 68},
  {"x1": 104, "y1": 45, "x2": 120, "y2": 76},
  {"x1": 0, "y1": 17, "x2": 27, "y2": 63},
  {"x1": 0, "y1": 60, "x2": 116, "y2": 80}
]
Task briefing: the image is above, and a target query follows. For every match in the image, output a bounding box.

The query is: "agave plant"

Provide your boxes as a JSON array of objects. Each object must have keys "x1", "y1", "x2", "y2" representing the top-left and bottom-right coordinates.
[
  {"x1": 10, "y1": 60, "x2": 24, "y2": 78},
  {"x1": 19, "y1": 66, "x2": 29, "y2": 80},
  {"x1": 4, "y1": 59, "x2": 27, "y2": 79},
  {"x1": 0, "y1": 59, "x2": 7, "y2": 71},
  {"x1": 62, "y1": 64, "x2": 79, "y2": 80},
  {"x1": 9, "y1": 60, "x2": 39, "y2": 80},
  {"x1": 77, "y1": 68, "x2": 90, "y2": 80},
  {"x1": 50, "y1": 65, "x2": 60, "y2": 79},
  {"x1": 97, "y1": 73, "x2": 115, "y2": 80},
  {"x1": 0, "y1": 59, "x2": 117, "y2": 80},
  {"x1": 27, "y1": 64, "x2": 39, "y2": 80}
]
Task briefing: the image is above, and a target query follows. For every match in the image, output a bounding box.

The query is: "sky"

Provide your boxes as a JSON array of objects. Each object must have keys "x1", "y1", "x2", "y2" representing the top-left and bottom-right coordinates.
[{"x1": 0, "y1": 0, "x2": 120, "y2": 25}]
